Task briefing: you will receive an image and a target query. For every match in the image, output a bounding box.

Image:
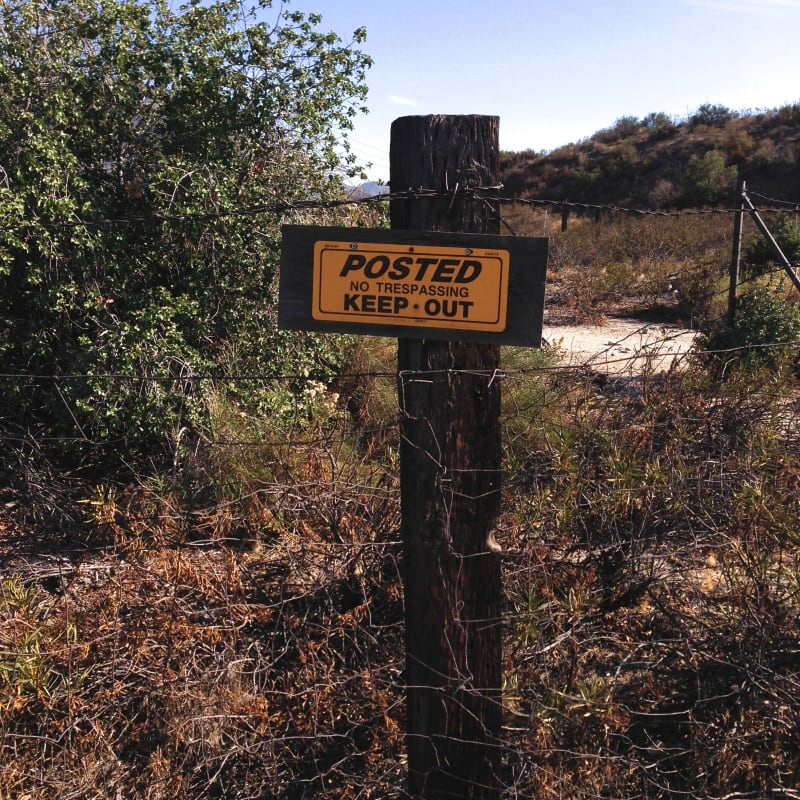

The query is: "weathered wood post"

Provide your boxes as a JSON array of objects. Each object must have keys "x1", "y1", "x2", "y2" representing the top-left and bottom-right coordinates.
[
  {"x1": 390, "y1": 115, "x2": 503, "y2": 800},
  {"x1": 279, "y1": 112, "x2": 546, "y2": 799}
]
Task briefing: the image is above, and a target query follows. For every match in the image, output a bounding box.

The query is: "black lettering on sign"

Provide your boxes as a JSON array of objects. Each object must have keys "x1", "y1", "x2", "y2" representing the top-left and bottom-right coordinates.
[
  {"x1": 339, "y1": 253, "x2": 484, "y2": 284},
  {"x1": 343, "y1": 293, "x2": 410, "y2": 314},
  {"x1": 431, "y1": 258, "x2": 460, "y2": 282},
  {"x1": 424, "y1": 299, "x2": 475, "y2": 318},
  {"x1": 364, "y1": 256, "x2": 390, "y2": 279},
  {"x1": 389, "y1": 256, "x2": 413, "y2": 279},
  {"x1": 340, "y1": 253, "x2": 366, "y2": 276},
  {"x1": 343, "y1": 293, "x2": 360, "y2": 311},
  {"x1": 455, "y1": 260, "x2": 482, "y2": 283}
]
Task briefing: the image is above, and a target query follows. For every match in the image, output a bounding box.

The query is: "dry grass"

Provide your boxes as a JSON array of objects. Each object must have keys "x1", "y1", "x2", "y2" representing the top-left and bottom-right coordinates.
[
  {"x1": 503, "y1": 207, "x2": 732, "y2": 327},
  {"x1": 1, "y1": 433, "x2": 406, "y2": 799},
  {"x1": 3, "y1": 210, "x2": 800, "y2": 798}
]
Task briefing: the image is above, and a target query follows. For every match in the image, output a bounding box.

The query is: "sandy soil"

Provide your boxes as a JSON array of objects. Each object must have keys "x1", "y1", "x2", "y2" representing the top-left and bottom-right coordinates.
[{"x1": 542, "y1": 317, "x2": 698, "y2": 376}]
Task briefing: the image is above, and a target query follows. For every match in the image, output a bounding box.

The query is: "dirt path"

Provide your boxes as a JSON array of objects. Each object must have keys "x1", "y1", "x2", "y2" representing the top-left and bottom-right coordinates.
[{"x1": 542, "y1": 317, "x2": 698, "y2": 375}]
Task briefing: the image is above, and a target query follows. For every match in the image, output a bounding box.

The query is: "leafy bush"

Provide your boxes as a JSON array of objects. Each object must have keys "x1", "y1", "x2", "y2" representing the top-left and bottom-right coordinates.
[
  {"x1": 775, "y1": 101, "x2": 800, "y2": 125},
  {"x1": 0, "y1": 0, "x2": 371, "y2": 466},
  {"x1": 743, "y1": 216, "x2": 800, "y2": 278},
  {"x1": 690, "y1": 103, "x2": 738, "y2": 128},
  {"x1": 595, "y1": 115, "x2": 642, "y2": 143},
  {"x1": 726, "y1": 130, "x2": 755, "y2": 162},
  {"x1": 683, "y1": 150, "x2": 738, "y2": 205},
  {"x1": 642, "y1": 111, "x2": 677, "y2": 140},
  {"x1": 700, "y1": 284, "x2": 800, "y2": 371}
]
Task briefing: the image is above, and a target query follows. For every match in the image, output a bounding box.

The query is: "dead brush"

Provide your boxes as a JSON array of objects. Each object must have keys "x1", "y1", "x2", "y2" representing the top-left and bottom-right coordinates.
[
  {"x1": 499, "y1": 351, "x2": 800, "y2": 798},
  {"x1": 6, "y1": 218, "x2": 800, "y2": 797}
]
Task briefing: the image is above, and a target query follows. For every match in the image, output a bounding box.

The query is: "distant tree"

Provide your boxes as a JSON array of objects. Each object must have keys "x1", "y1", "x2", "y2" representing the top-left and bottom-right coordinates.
[
  {"x1": 751, "y1": 137, "x2": 796, "y2": 168},
  {"x1": 726, "y1": 131, "x2": 755, "y2": 163},
  {"x1": 612, "y1": 116, "x2": 642, "y2": 137},
  {"x1": 775, "y1": 101, "x2": 800, "y2": 125},
  {"x1": 571, "y1": 166, "x2": 602, "y2": 200},
  {"x1": 684, "y1": 150, "x2": 737, "y2": 205},
  {"x1": 643, "y1": 112, "x2": 677, "y2": 141},
  {"x1": 0, "y1": 0, "x2": 371, "y2": 462},
  {"x1": 690, "y1": 103, "x2": 738, "y2": 128},
  {"x1": 595, "y1": 115, "x2": 641, "y2": 144},
  {"x1": 643, "y1": 112, "x2": 673, "y2": 130}
]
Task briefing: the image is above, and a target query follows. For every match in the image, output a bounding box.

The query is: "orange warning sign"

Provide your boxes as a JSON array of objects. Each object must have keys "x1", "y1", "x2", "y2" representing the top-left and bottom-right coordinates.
[{"x1": 312, "y1": 241, "x2": 509, "y2": 331}]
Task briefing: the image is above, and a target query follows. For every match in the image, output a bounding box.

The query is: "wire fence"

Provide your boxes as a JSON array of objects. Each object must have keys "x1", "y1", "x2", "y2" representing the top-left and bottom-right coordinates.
[
  {"x1": 7, "y1": 184, "x2": 800, "y2": 234},
  {"x1": 2, "y1": 190, "x2": 800, "y2": 799}
]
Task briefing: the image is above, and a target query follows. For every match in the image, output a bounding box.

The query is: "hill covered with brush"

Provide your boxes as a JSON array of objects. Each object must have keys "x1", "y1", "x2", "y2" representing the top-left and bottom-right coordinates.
[{"x1": 500, "y1": 102, "x2": 800, "y2": 208}]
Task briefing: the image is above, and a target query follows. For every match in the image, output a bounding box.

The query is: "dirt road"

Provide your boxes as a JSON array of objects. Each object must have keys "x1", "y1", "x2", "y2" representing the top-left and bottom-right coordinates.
[{"x1": 543, "y1": 317, "x2": 698, "y2": 376}]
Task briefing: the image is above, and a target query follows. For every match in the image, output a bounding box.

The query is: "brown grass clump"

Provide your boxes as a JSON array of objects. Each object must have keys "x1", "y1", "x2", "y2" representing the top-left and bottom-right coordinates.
[
  {"x1": 499, "y1": 361, "x2": 800, "y2": 798},
  {"x1": 502, "y1": 207, "x2": 731, "y2": 327},
  {"x1": 1, "y1": 396, "x2": 406, "y2": 799}
]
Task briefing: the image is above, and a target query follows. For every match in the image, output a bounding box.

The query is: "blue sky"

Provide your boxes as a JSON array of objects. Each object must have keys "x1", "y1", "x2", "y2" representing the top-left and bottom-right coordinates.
[{"x1": 285, "y1": 0, "x2": 800, "y2": 181}]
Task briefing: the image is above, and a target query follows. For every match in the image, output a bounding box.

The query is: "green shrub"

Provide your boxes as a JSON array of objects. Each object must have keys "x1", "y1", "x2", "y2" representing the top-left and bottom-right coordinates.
[
  {"x1": 700, "y1": 284, "x2": 800, "y2": 372},
  {"x1": 775, "y1": 101, "x2": 800, "y2": 125},
  {"x1": 743, "y1": 217, "x2": 800, "y2": 279},
  {"x1": 690, "y1": 103, "x2": 738, "y2": 128},
  {"x1": 595, "y1": 115, "x2": 642, "y2": 143},
  {"x1": 643, "y1": 111, "x2": 677, "y2": 140},
  {"x1": 0, "y1": 0, "x2": 371, "y2": 467},
  {"x1": 683, "y1": 150, "x2": 738, "y2": 205}
]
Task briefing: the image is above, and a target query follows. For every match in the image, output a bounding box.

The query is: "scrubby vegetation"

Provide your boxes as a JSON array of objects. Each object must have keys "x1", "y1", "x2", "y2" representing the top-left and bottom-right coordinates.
[
  {"x1": 501, "y1": 100, "x2": 800, "y2": 208},
  {"x1": 3, "y1": 1, "x2": 800, "y2": 796},
  {"x1": 5, "y1": 202, "x2": 800, "y2": 797},
  {"x1": 0, "y1": 0, "x2": 373, "y2": 471}
]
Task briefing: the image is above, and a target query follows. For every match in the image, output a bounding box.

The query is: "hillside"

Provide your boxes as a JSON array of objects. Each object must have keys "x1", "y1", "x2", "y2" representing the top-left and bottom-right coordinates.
[{"x1": 500, "y1": 102, "x2": 800, "y2": 208}]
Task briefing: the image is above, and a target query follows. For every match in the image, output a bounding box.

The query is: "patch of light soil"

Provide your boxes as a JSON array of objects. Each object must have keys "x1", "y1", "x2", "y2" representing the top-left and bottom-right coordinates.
[{"x1": 543, "y1": 317, "x2": 698, "y2": 376}]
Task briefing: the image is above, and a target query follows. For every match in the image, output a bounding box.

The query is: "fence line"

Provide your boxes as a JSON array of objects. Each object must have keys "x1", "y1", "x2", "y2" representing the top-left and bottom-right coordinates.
[
  {"x1": 3, "y1": 350, "x2": 800, "y2": 798},
  {"x1": 2, "y1": 333, "x2": 800, "y2": 389},
  {"x1": 3, "y1": 186, "x2": 800, "y2": 800},
  {"x1": 6, "y1": 186, "x2": 800, "y2": 233}
]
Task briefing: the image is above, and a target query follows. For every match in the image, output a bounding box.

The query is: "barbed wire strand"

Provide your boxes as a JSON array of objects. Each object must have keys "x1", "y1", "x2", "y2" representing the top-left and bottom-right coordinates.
[{"x1": 6, "y1": 186, "x2": 800, "y2": 232}]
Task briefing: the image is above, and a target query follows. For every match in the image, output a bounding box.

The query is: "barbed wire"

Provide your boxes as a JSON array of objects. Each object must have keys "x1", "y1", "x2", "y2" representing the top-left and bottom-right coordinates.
[
  {"x1": 6, "y1": 186, "x2": 800, "y2": 233},
  {"x1": 747, "y1": 188, "x2": 800, "y2": 209},
  {"x1": 1, "y1": 331, "x2": 800, "y2": 388},
  {"x1": 3, "y1": 349, "x2": 800, "y2": 799}
]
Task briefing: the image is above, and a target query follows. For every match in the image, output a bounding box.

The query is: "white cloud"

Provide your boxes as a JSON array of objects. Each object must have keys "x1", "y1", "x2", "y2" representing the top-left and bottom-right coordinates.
[{"x1": 387, "y1": 95, "x2": 417, "y2": 107}]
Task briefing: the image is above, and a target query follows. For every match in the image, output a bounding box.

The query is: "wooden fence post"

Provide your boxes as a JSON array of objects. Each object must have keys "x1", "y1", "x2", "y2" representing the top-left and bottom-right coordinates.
[{"x1": 390, "y1": 115, "x2": 503, "y2": 800}]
